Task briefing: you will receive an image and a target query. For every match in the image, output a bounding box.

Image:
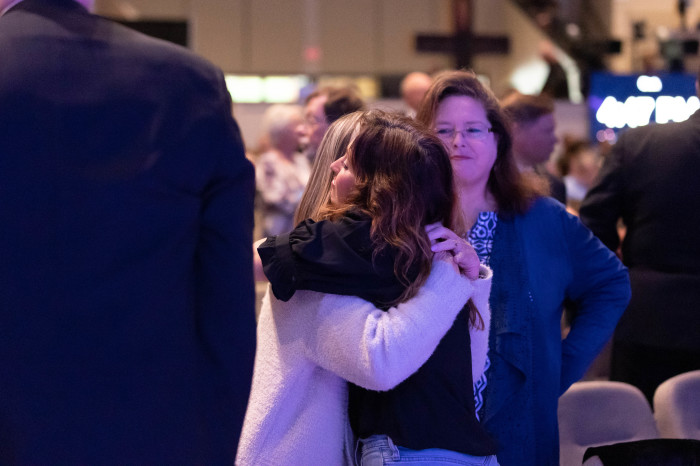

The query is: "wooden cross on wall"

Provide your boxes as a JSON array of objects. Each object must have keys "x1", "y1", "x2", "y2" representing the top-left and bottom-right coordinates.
[{"x1": 416, "y1": 0, "x2": 510, "y2": 69}]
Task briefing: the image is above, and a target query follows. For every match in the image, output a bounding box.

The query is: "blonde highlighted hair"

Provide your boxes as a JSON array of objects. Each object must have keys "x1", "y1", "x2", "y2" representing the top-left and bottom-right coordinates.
[{"x1": 294, "y1": 112, "x2": 362, "y2": 224}]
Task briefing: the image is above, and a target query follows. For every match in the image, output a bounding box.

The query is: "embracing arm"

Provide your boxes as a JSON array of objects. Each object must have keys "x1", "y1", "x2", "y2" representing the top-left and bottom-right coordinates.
[
  {"x1": 560, "y1": 210, "x2": 631, "y2": 393},
  {"x1": 426, "y1": 222, "x2": 491, "y2": 383},
  {"x1": 302, "y1": 261, "x2": 492, "y2": 391}
]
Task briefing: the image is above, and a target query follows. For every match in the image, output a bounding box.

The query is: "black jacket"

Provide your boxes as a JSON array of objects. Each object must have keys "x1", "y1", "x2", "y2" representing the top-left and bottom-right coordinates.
[
  {"x1": 0, "y1": 1, "x2": 256, "y2": 463},
  {"x1": 580, "y1": 110, "x2": 700, "y2": 351}
]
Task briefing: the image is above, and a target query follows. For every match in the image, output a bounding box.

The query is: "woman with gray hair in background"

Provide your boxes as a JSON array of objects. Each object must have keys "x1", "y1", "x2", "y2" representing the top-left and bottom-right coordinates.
[{"x1": 254, "y1": 104, "x2": 309, "y2": 237}]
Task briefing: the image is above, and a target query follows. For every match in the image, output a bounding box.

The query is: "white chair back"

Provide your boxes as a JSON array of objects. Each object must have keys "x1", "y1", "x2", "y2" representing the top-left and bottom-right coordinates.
[
  {"x1": 559, "y1": 381, "x2": 659, "y2": 466},
  {"x1": 653, "y1": 370, "x2": 700, "y2": 440}
]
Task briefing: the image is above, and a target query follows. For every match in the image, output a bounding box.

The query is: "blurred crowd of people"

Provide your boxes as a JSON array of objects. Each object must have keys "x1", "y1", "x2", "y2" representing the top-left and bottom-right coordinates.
[
  {"x1": 241, "y1": 66, "x2": 698, "y2": 465},
  {"x1": 248, "y1": 87, "x2": 365, "y2": 238},
  {"x1": 247, "y1": 74, "x2": 609, "y2": 240},
  {"x1": 241, "y1": 70, "x2": 633, "y2": 465}
]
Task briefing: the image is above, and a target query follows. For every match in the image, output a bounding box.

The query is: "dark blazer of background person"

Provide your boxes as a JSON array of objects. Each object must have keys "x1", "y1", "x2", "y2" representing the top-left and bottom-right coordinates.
[
  {"x1": 0, "y1": 0, "x2": 256, "y2": 463},
  {"x1": 580, "y1": 109, "x2": 700, "y2": 400}
]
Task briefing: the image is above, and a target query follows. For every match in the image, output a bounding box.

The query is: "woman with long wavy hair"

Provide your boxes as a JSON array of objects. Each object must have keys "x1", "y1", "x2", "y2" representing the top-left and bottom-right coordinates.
[{"x1": 237, "y1": 109, "x2": 497, "y2": 465}]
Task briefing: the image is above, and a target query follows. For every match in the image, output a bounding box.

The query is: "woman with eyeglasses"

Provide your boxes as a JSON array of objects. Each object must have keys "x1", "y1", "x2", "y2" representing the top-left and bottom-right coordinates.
[{"x1": 415, "y1": 71, "x2": 631, "y2": 466}]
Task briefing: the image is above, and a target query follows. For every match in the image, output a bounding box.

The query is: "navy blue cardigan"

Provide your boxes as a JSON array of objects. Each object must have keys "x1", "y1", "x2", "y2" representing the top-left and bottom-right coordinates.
[{"x1": 482, "y1": 198, "x2": 631, "y2": 466}]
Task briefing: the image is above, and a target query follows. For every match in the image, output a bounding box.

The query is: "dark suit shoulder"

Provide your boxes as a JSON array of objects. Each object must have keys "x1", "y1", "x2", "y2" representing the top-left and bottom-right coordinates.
[
  {"x1": 615, "y1": 110, "x2": 700, "y2": 158},
  {"x1": 100, "y1": 18, "x2": 224, "y2": 88},
  {"x1": 1, "y1": 1, "x2": 226, "y2": 95}
]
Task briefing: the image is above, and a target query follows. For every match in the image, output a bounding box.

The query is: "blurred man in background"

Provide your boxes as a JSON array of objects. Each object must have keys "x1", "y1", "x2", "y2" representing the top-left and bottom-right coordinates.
[
  {"x1": 400, "y1": 71, "x2": 433, "y2": 118},
  {"x1": 502, "y1": 92, "x2": 566, "y2": 204},
  {"x1": 296, "y1": 86, "x2": 365, "y2": 162}
]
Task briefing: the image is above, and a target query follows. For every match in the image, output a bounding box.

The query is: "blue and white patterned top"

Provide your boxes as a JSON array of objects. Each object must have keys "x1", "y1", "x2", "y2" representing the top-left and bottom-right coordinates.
[{"x1": 468, "y1": 211, "x2": 498, "y2": 420}]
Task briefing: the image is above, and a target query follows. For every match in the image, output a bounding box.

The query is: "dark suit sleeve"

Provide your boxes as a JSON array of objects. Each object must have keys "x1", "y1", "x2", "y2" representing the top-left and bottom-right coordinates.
[
  {"x1": 579, "y1": 137, "x2": 626, "y2": 251},
  {"x1": 194, "y1": 71, "x2": 256, "y2": 456}
]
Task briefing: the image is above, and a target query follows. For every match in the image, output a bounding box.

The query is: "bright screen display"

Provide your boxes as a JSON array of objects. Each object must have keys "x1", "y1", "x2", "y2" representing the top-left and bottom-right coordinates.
[{"x1": 588, "y1": 72, "x2": 699, "y2": 143}]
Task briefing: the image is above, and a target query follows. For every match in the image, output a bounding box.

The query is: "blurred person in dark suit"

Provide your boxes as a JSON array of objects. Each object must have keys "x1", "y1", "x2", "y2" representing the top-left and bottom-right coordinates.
[
  {"x1": 0, "y1": 0, "x2": 256, "y2": 463},
  {"x1": 580, "y1": 75, "x2": 700, "y2": 403}
]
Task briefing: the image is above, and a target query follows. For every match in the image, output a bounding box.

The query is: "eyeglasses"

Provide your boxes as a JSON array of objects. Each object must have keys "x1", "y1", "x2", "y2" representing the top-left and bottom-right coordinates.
[{"x1": 435, "y1": 123, "x2": 493, "y2": 141}]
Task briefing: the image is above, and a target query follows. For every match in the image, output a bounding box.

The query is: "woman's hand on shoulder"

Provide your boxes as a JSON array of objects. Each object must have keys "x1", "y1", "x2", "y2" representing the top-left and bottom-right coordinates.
[{"x1": 425, "y1": 222, "x2": 480, "y2": 280}]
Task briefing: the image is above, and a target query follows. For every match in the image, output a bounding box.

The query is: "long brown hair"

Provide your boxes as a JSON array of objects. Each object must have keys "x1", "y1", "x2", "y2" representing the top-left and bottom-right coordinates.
[
  {"x1": 320, "y1": 110, "x2": 457, "y2": 307},
  {"x1": 416, "y1": 70, "x2": 544, "y2": 216}
]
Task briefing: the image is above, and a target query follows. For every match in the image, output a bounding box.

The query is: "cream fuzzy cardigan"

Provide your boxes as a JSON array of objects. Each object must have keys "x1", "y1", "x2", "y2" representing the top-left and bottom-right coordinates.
[{"x1": 236, "y1": 261, "x2": 492, "y2": 466}]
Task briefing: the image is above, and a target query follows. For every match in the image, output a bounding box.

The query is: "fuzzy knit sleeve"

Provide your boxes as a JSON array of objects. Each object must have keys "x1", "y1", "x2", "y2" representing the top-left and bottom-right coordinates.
[{"x1": 300, "y1": 260, "x2": 493, "y2": 391}]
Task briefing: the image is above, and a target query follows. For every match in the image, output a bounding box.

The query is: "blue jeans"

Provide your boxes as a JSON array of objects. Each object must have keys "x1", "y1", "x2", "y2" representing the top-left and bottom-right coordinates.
[{"x1": 358, "y1": 435, "x2": 500, "y2": 465}]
